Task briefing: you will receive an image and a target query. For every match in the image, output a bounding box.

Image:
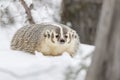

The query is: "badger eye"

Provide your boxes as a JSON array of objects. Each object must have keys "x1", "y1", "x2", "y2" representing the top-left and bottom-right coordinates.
[
  {"x1": 56, "y1": 35, "x2": 59, "y2": 38},
  {"x1": 65, "y1": 35, "x2": 68, "y2": 38},
  {"x1": 44, "y1": 34, "x2": 47, "y2": 37}
]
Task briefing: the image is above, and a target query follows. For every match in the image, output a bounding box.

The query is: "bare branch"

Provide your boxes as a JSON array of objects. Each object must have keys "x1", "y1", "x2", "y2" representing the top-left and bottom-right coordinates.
[{"x1": 20, "y1": 0, "x2": 35, "y2": 24}]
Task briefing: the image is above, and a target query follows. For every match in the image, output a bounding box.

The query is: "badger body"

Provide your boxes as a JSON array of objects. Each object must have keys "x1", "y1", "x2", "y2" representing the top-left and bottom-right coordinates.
[{"x1": 11, "y1": 23, "x2": 80, "y2": 57}]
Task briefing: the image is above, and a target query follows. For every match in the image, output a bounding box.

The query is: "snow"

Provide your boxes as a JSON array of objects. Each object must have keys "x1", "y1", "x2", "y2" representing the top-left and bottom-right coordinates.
[
  {"x1": 0, "y1": 0, "x2": 95, "y2": 80},
  {"x1": 31, "y1": 0, "x2": 62, "y2": 23}
]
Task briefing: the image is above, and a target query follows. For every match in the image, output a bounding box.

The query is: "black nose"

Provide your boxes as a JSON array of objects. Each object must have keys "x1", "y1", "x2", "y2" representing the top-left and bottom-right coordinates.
[{"x1": 60, "y1": 39, "x2": 65, "y2": 43}]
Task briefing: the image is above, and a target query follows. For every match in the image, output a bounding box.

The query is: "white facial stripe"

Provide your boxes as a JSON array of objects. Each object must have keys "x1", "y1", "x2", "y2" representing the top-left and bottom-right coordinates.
[
  {"x1": 61, "y1": 27, "x2": 64, "y2": 39},
  {"x1": 58, "y1": 26, "x2": 64, "y2": 39}
]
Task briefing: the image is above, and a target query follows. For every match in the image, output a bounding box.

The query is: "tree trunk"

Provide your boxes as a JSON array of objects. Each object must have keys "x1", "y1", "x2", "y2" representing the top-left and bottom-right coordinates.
[{"x1": 85, "y1": 0, "x2": 120, "y2": 80}]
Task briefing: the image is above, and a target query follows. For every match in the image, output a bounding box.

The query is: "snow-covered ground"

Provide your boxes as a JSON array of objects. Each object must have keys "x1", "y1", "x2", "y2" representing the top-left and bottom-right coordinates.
[
  {"x1": 0, "y1": 45, "x2": 94, "y2": 80},
  {"x1": 0, "y1": 0, "x2": 95, "y2": 80}
]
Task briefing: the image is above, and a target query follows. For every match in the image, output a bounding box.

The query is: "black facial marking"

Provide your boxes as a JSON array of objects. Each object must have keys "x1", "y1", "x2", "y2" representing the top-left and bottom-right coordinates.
[
  {"x1": 55, "y1": 27, "x2": 60, "y2": 41},
  {"x1": 75, "y1": 35, "x2": 77, "y2": 38},
  {"x1": 55, "y1": 27, "x2": 60, "y2": 35},
  {"x1": 51, "y1": 32, "x2": 55, "y2": 43},
  {"x1": 72, "y1": 34, "x2": 74, "y2": 37},
  {"x1": 48, "y1": 33, "x2": 50, "y2": 38},
  {"x1": 44, "y1": 34, "x2": 47, "y2": 37},
  {"x1": 62, "y1": 27, "x2": 68, "y2": 43},
  {"x1": 63, "y1": 27, "x2": 68, "y2": 35},
  {"x1": 52, "y1": 33, "x2": 54, "y2": 38}
]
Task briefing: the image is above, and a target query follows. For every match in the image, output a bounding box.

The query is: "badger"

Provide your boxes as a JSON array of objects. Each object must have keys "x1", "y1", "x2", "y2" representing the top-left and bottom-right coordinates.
[{"x1": 11, "y1": 23, "x2": 80, "y2": 57}]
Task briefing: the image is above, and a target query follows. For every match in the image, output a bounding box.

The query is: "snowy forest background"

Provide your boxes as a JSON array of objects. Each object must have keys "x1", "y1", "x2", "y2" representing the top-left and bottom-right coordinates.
[{"x1": 0, "y1": 0, "x2": 105, "y2": 80}]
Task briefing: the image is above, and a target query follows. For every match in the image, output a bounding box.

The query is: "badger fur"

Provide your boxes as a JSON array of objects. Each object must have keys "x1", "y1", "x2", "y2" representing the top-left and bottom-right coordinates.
[{"x1": 11, "y1": 23, "x2": 80, "y2": 57}]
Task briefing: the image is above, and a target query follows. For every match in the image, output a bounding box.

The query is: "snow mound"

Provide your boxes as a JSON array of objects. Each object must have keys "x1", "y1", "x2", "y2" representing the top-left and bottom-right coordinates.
[{"x1": 0, "y1": 43, "x2": 94, "y2": 80}]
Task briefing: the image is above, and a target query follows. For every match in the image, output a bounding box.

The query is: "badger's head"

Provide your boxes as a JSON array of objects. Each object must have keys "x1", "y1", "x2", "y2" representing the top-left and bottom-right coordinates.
[{"x1": 43, "y1": 25, "x2": 78, "y2": 45}]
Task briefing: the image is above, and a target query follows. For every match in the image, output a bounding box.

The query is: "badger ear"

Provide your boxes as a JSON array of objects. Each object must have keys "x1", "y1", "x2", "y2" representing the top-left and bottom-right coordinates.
[
  {"x1": 44, "y1": 30, "x2": 51, "y2": 38},
  {"x1": 71, "y1": 30, "x2": 77, "y2": 38}
]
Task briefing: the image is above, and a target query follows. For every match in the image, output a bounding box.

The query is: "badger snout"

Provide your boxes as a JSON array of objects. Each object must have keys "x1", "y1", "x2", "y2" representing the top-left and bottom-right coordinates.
[{"x1": 60, "y1": 39, "x2": 65, "y2": 44}]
